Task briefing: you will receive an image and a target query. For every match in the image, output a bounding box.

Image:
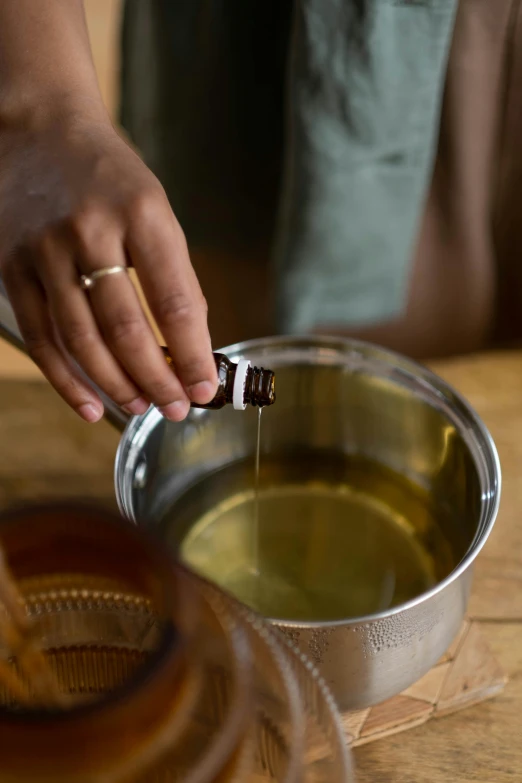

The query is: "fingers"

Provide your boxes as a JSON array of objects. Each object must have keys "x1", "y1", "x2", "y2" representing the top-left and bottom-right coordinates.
[
  {"x1": 38, "y1": 238, "x2": 149, "y2": 417},
  {"x1": 38, "y1": 221, "x2": 192, "y2": 421},
  {"x1": 5, "y1": 187, "x2": 217, "y2": 422},
  {"x1": 125, "y1": 192, "x2": 218, "y2": 405},
  {"x1": 3, "y1": 265, "x2": 104, "y2": 423}
]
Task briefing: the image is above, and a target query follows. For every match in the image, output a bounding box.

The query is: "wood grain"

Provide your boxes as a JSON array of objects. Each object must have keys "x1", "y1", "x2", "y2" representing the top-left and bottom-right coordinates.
[{"x1": 0, "y1": 381, "x2": 118, "y2": 510}]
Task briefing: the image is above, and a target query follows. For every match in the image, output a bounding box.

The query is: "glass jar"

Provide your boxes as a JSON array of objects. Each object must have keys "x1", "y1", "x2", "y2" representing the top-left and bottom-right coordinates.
[{"x1": 0, "y1": 504, "x2": 351, "y2": 782}]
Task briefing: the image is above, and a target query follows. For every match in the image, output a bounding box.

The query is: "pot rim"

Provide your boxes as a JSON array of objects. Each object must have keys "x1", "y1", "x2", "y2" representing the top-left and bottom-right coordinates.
[{"x1": 115, "y1": 335, "x2": 501, "y2": 629}]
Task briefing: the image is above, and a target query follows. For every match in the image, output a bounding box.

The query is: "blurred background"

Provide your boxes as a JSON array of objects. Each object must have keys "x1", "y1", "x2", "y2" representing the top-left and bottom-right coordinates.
[{"x1": 84, "y1": 0, "x2": 122, "y2": 123}]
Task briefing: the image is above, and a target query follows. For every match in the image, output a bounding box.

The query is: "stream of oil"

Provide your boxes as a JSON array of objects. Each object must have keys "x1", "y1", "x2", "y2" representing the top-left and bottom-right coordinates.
[{"x1": 252, "y1": 408, "x2": 262, "y2": 579}]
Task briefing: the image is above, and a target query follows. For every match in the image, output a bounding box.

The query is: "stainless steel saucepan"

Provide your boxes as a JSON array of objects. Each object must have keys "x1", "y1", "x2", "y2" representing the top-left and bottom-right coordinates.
[{"x1": 0, "y1": 283, "x2": 500, "y2": 711}]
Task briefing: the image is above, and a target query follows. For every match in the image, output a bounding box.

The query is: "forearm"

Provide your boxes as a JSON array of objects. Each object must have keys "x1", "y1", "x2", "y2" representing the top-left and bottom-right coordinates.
[{"x1": 0, "y1": 0, "x2": 106, "y2": 129}]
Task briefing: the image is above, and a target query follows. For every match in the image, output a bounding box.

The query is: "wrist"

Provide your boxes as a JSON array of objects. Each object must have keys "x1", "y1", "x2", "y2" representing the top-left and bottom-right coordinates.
[{"x1": 0, "y1": 86, "x2": 109, "y2": 136}]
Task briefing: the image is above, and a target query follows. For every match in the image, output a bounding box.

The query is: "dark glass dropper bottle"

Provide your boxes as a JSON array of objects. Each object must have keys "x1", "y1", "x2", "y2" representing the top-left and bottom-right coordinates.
[{"x1": 161, "y1": 348, "x2": 276, "y2": 410}]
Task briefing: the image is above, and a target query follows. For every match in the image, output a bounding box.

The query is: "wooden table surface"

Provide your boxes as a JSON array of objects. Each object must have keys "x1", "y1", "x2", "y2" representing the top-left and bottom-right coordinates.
[{"x1": 0, "y1": 351, "x2": 520, "y2": 782}]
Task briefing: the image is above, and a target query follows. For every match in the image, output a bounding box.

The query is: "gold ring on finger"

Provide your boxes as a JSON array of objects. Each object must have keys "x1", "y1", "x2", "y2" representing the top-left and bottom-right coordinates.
[{"x1": 80, "y1": 265, "x2": 128, "y2": 291}]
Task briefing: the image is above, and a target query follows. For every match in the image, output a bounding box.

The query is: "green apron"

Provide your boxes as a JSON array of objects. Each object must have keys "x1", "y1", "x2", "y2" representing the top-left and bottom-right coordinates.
[{"x1": 120, "y1": 0, "x2": 457, "y2": 333}]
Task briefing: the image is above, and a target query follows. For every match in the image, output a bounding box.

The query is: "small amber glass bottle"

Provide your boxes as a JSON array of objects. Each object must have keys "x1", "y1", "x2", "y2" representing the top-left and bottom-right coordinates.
[{"x1": 162, "y1": 348, "x2": 276, "y2": 410}]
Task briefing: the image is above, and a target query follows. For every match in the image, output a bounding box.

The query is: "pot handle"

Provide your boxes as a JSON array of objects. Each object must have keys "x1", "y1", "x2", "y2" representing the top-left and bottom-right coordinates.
[{"x1": 0, "y1": 277, "x2": 130, "y2": 432}]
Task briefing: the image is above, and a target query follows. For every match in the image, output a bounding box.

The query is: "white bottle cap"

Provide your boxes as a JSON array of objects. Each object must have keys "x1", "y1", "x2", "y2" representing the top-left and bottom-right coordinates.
[{"x1": 233, "y1": 358, "x2": 251, "y2": 410}]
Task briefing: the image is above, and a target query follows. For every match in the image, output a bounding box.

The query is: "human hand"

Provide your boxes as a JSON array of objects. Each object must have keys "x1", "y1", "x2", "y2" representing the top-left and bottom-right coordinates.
[{"x1": 0, "y1": 114, "x2": 218, "y2": 423}]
